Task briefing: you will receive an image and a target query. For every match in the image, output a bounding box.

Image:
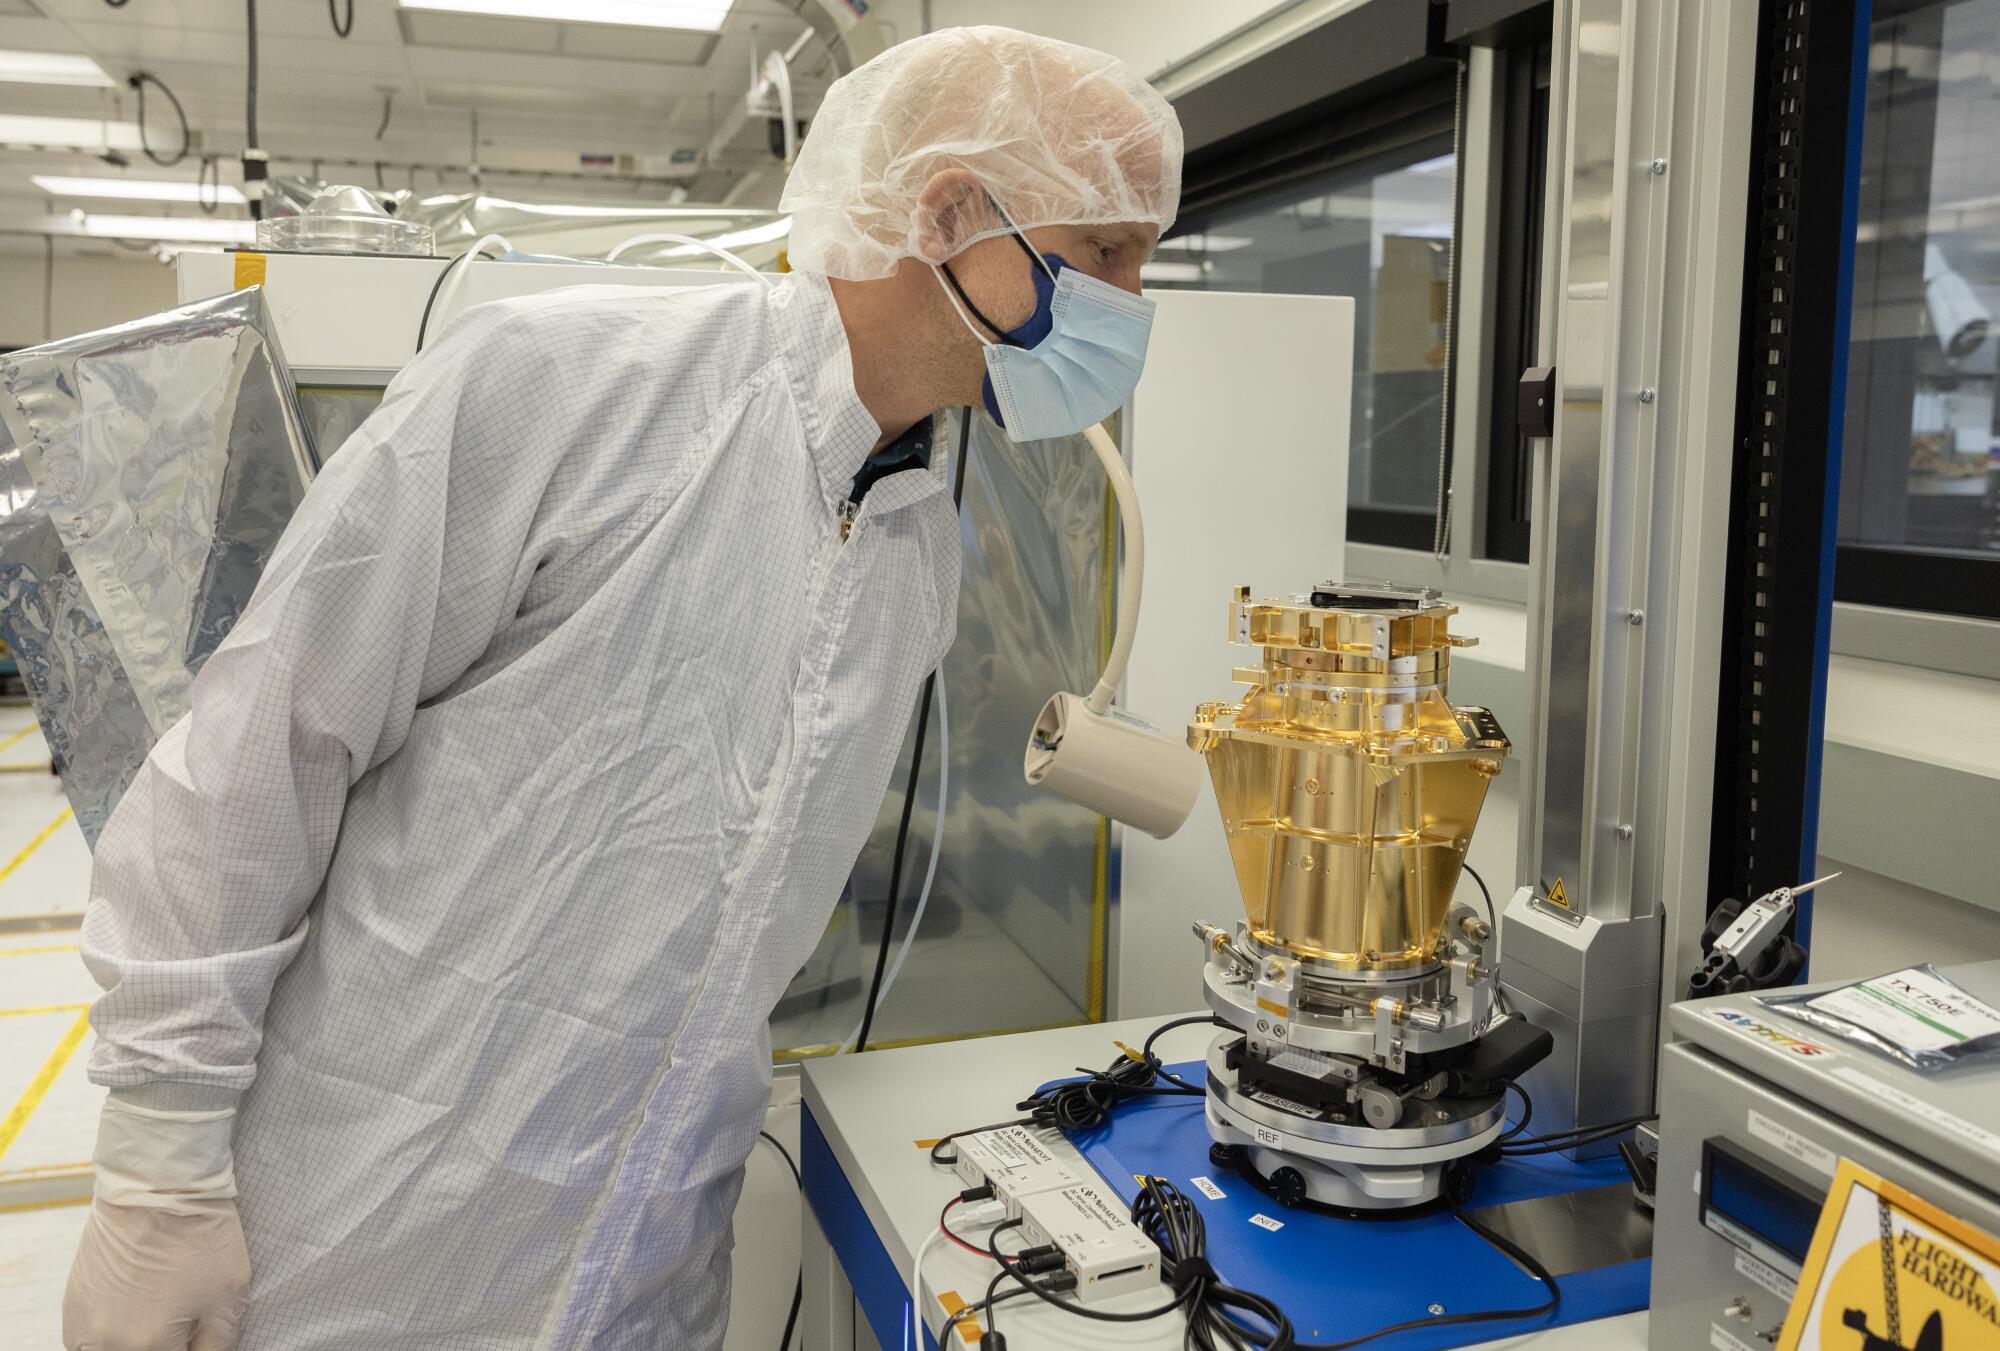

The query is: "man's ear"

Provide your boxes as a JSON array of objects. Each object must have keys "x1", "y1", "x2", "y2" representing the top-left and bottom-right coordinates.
[{"x1": 912, "y1": 168, "x2": 988, "y2": 264}]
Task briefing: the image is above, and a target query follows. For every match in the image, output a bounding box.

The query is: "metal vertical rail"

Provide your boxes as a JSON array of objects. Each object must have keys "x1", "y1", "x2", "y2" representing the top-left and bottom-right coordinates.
[{"x1": 1709, "y1": 0, "x2": 1867, "y2": 952}]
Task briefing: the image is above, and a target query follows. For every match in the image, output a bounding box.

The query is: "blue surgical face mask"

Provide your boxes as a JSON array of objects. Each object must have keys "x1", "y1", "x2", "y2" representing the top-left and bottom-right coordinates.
[{"x1": 933, "y1": 213, "x2": 1155, "y2": 443}]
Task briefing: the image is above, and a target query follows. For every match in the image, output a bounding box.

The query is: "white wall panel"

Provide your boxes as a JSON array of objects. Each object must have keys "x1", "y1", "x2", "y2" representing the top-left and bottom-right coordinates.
[{"x1": 1115, "y1": 288, "x2": 1353, "y2": 1016}]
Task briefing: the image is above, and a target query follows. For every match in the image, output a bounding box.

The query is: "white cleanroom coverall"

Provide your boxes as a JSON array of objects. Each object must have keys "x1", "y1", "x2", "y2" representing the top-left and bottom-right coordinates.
[{"x1": 78, "y1": 273, "x2": 960, "y2": 1349}]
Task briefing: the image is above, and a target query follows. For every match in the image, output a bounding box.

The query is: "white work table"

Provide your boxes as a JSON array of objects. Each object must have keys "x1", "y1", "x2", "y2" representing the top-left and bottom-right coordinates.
[{"x1": 798, "y1": 1015, "x2": 1650, "y2": 1351}]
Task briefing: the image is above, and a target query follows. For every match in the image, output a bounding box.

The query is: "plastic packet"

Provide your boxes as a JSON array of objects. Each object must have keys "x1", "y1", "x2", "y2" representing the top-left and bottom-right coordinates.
[{"x1": 1759, "y1": 964, "x2": 2000, "y2": 1072}]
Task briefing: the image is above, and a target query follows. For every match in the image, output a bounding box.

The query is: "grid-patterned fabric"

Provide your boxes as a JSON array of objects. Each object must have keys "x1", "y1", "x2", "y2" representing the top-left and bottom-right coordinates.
[{"x1": 78, "y1": 272, "x2": 960, "y2": 1350}]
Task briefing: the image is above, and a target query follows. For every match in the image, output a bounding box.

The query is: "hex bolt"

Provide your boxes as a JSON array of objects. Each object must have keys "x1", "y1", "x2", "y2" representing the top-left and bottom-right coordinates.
[
  {"x1": 1650, "y1": 157, "x2": 1667, "y2": 175},
  {"x1": 1638, "y1": 386, "x2": 1656, "y2": 404},
  {"x1": 1626, "y1": 609, "x2": 1644, "y2": 625},
  {"x1": 1617, "y1": 823, "x2": 1635, "y2": 841}
]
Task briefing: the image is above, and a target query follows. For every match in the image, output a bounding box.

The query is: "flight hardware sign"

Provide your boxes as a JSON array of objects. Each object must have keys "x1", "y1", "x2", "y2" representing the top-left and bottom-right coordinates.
[{"x1": 1777, "y1": 1159, "x2": 2000, "y2": 1351}]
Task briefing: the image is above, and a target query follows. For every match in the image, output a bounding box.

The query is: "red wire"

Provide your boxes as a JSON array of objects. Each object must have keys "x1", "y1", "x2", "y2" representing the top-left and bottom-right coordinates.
[{"x1": 939, "y1": 1196, "x2": 994, "y2": 1258}]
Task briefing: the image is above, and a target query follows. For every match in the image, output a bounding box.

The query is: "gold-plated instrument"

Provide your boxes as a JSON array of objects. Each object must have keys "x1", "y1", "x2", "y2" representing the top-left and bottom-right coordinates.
[{"x1": 1188, "y1": 583, "x2": 1510, "y2": 973}]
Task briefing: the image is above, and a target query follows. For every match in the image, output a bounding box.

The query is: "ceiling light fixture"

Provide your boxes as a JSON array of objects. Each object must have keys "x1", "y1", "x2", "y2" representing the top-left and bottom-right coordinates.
[
  {"x1": 397, "y1": 0, "x2": 735, "y2": 32},
  {"x1": 57, "y1": 214, "x2": 257, "y2": 245},
  {"x1": 33, "y1": 175, "x2": 248, "y2": 206},
  {"x1": 1138, "y1": 261, "x2": 1210, "y2": 284},
  {"x1": 0, "y1": 50, "x2": 115, "y2": 88},
  {"x1": 1153, "y1": 234, "x2": 1253, "y2": 254},
  {"x1": 0, "y1": 115, "x2": 143, "y2": 151}
]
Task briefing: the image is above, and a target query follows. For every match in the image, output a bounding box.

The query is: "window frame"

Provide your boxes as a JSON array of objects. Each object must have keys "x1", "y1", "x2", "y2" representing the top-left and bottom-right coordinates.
[
  {"x1": 1162, "y1": 6, "x2": 1553, "y2": 602},
  {"x1": 1346, "y1": 36, "x2": 1544, "y2": 604},
  {"x1": 1832, "y1": 0, "x2": 2000, "y2": 624}
]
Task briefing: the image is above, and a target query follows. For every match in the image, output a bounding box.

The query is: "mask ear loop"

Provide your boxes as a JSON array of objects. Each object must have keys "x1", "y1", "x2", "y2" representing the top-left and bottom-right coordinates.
[
  {"x1": 932, "y1": 265, "x2": 1001, "y2": 347},
  {"x1": 987, "y1": 192, "x2": 1057, "y2": 283}
]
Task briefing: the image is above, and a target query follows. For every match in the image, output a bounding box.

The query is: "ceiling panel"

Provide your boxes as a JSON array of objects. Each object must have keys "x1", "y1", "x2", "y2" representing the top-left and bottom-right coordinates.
[
  {"x1": 556, "y1": 24, "x2": 715, "y2": 65},
  {"x1": 3, "y1": 0, "x2": 811, "y2": 203},
  {"x1": 36, "y1": 0, "x2": 369, "y2": 39},
  {"x1": 398, "y1": 10, "x2": 560, "y2": 55}
]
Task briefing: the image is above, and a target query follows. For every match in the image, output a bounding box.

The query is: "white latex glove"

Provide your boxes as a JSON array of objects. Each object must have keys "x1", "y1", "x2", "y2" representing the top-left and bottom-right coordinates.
[
  {"x1": 64, "y1": 1196, "x2": 250, "y2": 1351},
  {"x1": 63, "y1": 1092, "x2": 250, "y2": 1351}
]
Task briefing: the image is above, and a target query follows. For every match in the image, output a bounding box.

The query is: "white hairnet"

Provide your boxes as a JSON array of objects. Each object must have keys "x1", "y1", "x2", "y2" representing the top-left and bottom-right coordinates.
[{"x1": 781, "y1": 26, "x2": 1183, "y2": 281}]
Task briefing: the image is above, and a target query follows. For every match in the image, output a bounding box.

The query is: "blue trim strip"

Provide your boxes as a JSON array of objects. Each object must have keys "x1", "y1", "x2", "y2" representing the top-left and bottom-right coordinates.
[
  {"x1": 1795, "y1": 0, "x2": 1875, "y2": 961},
  {"x1": 801, "y1": 1105, "x2": 938, "y2": 1351}
]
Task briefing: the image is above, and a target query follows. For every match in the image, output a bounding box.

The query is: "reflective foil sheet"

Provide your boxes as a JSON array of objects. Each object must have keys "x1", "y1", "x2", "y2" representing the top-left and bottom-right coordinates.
[
  {"x1": 263, "y1": 176, "x2": 788, "y2": 268},
  {"x1": 0, "y1": 287, "x2": 314, "y2": 843}
]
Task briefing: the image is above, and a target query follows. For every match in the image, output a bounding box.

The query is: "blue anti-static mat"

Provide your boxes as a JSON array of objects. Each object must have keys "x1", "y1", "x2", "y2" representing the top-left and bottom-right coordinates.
[{"x1": 1057, "y1": 1061, "x2": 1650, "y2": 1349}]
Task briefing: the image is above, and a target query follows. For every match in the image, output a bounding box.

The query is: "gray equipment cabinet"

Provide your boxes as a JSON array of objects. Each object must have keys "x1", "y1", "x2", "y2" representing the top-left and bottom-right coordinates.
[{"x1": 1648, "y1": 961, "x2": 2000, "y2": 1349}]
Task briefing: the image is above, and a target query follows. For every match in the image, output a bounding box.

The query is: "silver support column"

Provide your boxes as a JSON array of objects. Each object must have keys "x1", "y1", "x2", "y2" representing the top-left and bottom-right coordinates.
[{"x1": 1505, "y1": 0, "x2": 1757, "y2": 1145}]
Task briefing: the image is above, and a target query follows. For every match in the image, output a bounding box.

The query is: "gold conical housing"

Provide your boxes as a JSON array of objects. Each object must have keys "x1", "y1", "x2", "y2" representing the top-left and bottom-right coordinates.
[{"x1": 1188, "y1": 585, "x2": 1509, "y2": 972}]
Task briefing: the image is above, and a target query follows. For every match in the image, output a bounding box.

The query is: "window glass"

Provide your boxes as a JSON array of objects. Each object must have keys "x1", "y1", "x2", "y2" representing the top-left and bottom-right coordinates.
[
  {"x1": 1151, "y1": 143, "x2": 1457, "y2": 543},
  {"x1": 1842, "y1": 0, "x2": 2000, "y2": 562}
]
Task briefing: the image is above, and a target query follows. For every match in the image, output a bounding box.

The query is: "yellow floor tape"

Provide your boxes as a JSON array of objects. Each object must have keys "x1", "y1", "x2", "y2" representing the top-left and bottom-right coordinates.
[
  {"x1": 0, "y1": 1003, "x2": 88, "y2": 1019},
  {"x1": 0, "y1": 807, "x2": 73, "y2": 890},
  {"x1": 0, "y1": 946, "x2": 80, "y2": 959},
  {"x1": 0, "y1": 1008, "x2": 91, "y2": 1164},
  {"x1": 0, "y1": 724, "x2": 39, "y2": 756}
]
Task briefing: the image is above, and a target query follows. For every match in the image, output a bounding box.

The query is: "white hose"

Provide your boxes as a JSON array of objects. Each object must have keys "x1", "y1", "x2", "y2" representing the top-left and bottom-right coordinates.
[
  {"x1": 765, "y1": 49, "x2": 798, "y2": 167},
  {"x1": 1082, "y1": 420, "x2": 1144, "y2": 715},
  {"x1": 605, "y1": 231, "x2": 773, "y2": 284},
  {"x1": 907, "y1": 1225, "x2": 944, "y2": 1351},
  {"x1": 841, "y1": 673, "x2": 948, "y2": 1054},
  {"x1": 428, "y1": 232, "x2": 513, "y2": 343}
]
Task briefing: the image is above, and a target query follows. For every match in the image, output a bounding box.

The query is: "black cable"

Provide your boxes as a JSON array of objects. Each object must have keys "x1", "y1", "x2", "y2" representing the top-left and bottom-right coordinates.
[
  {"x1": 243, "y1": 0, "x2": 265, "y2": 221},
  {"x1": 1499, "y1": 1113, "x2": 1654, "y2": 1154},
  {"x1": 1499, "y1": 1080, "x2": 1533, "y2": 1142},
  {"x1": 993, "y1": 1241, "x2": 1197, "y2": 1325},
  {"x1": 1294, "y1": 1207, "x2": 1559, "y2": 1350},
  {"x1": 851, "y1": 410, "x2": 973, "y2": 1052},
  {"x1": 1144, "y1": 1013, "x2": 1225, "y2": 1093},
  {"x1": 415, "y1": 242, "x2": 508, "y2": 352},
  {"x1": 927, "y1": 1116, "x2": 1038, "y2": 1168},
  {"x1": 756, "y1": 1131, "x2": 803, "y2": 1351},
  {"x1": 1131, "y1": 1178, "x2": 1292, "y2": 1351},
  {"x1": 244, "y1": 1, "x2": 259, "y2": 149},
  {"x1": 1013, "y1": 1014, "x2": 1218, "y2": 1136},
  {"x1": 941, "y1": 1287, "x2": 1032, "y2": 1342},
  {"x1": 41, "y1": 236, "x2": 54, "y2": 344},
  {"x1": 128, "y1": 73, "x2": 190, "y2": 167},
  {"x1": 197, "y1": 157, "x2": 219, "y2": 215},
  {"x1": 757, "y1": 1130, "x2": 800, "y2": 1187},
  {"x1": 329, "y1": 0, "x2": 353, "y2": 37},
  {"x1": 414, "y1": 257, "x2": 459, "y2": 353},
  {"x1": 1463, "y1": 862, "x2": 1495, "y2": 933}
]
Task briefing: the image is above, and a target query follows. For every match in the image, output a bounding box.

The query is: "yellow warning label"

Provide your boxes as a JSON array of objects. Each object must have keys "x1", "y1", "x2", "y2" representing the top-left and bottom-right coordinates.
[
  {"x1": 1547, "y1": 878, "x2": 1570, "y2": 909},
  {"x1": 233, "y1": 252, "x2": 267, "y2": 290}
]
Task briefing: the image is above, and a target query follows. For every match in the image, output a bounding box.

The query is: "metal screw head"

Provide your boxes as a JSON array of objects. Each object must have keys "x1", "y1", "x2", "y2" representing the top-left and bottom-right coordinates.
[
  {"x1": 1256, "y1": 1019, "x2": 1270, "y2": 1034},
  {"x1": 1638, "y1": 386, "x2": 1656, "y2": 404},
  {"x1": 1273, "y1": 1024, "x2": 1287, "y2": 1039},
  {"x1": 1428, "y1": 1303, "x2": 1447, "y2": 1316},
  {"x1": 1616, "y1": 823, "x2": 1635, "y2": 841},
  {"x1": 1650, "y1": 157, "x2": 1667, "y2": 175},
  {"x1": 1626, "y1": 609, "x2": 1644, "y2": 625}
]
